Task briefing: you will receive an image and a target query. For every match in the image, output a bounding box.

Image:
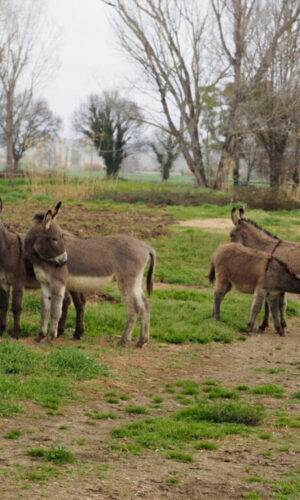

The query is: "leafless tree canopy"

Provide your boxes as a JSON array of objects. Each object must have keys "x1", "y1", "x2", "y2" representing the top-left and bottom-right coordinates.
[
  {"x1": 0, "y1": 0, "x2": 60, "y2": 173},
  {"x1": 103, "y1": 0, "x2": 300, "y2": 189},
  {"x1": 102, "y1": 0, "x2": 225, "y2": 186}
]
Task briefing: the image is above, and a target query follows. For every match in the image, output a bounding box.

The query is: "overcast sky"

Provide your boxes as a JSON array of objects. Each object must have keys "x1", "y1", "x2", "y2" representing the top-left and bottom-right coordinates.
[{"x1": 44, "y1": 0, "x2": 136, "y2": 134}]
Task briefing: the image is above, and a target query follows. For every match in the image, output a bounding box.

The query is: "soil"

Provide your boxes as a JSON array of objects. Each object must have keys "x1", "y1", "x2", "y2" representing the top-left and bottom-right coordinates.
[
  {"x1": 1, "y1": 327, "x2": 299, "y2": 500},
  {"x1": 0, "y1": 207, "x2": 299, "y2": 499},
  {"x1": 177, "y1": 217, "x2": 234, "y2": 232}
]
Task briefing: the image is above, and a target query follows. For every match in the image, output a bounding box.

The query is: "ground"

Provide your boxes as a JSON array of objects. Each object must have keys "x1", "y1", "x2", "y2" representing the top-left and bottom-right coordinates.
[{"x1": 0, "y1": 204, "x2": 299, "y2": 500}]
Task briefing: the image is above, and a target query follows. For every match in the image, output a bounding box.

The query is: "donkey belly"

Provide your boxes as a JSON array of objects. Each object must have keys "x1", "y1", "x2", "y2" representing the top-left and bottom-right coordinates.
[{"x1": 67, "y1": 274, "x2": 114, "y2": 292}]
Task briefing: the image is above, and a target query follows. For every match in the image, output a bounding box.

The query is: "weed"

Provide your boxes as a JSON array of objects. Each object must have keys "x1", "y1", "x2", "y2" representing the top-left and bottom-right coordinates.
[
  {"x1": 4, "y1": 430, "x2": 22, "y2": 439},
  {"x1": 175, "y1": 401, "x2": 265, "y2": 425},
  {"x1": 194, "y1": 441, "x2": 218, "y2": 451},
  {"x1": 85, "y1": 411, "x2": 118, "y2": 420},
  {"x1": 168, "y1": 477, "x2": 180, "y2": 484},
  {"x1": 125, "y1": 406, "x2": 149, "y2": 415},
  {"x1": 252, "y1": 385, "x2": 285, "y2": 397},
  {"x1": 242, "y1": 492, "x2": 262, "y2": 499},
  {"x1": 258, "y1": 433, "x2": 271, "y2": 440},
  {"x1": 166, "y1": 451, "x2": 194, "y2": 462},
  {"x1": 27, "y1": 445, "x2": 75, "y2": 465}
]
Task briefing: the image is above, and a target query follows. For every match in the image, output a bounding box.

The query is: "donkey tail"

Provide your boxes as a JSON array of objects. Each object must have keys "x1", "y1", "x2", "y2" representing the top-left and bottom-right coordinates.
[
  {"x1": 208, "y1": 263, "x2": 216, "y2": 284},
  {"x1": 146, "y1": 249, "x2": 156, "y2": 296}
]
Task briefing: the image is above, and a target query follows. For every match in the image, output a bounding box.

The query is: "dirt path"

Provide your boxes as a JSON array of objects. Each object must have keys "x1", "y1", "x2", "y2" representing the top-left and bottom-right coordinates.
[{"x1": 176, "y1": 217, "x2": 234, "y2": 232}]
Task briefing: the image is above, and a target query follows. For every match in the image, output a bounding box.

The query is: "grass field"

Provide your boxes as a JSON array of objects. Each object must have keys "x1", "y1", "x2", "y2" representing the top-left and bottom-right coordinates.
[{"x1": 0, "y1": 178, "x2": 300, "y2": 499}]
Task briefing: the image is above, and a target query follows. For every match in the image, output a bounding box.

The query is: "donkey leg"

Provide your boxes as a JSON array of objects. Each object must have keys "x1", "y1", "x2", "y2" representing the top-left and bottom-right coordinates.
[
  {"x1": 258, "y1": 300, "x2": 269, "y2": 332},
  {"x1": 0, "y1": 284, "x2": 10, "y2": 335},
  {"x1": 268, "y1": 294, "x2": 285, "y2": 336},
  {"x1": 57, "y1": 291, "x2": 71, "y2": 336},
  {"x1": 213, "y1": 283, "x2": 231, "y2": 320},
  {"x1": 136, "y1": 294, "x2": 150, "y2": 348},
  {"x1": 70, "y1": 291, "x2": 86, "y2": 340},
  {"x1": 279, "y1": 292, "x2": 287, "y2": 329},
  {"x1": 118, "y1": 297, "x2": 138, "y2": 347},
  {"x1": 49, "y1": 286, "x2": 66, "y2": 342},
  {"x1": 35, "y1": 284, "x2": 51, "y2": 343},
  {"x1": 11, "y1": 287, "x2": 23, "y2": 339},
  {"x1": 247, "y1": 289, "x2": 266, "y2": 335}
]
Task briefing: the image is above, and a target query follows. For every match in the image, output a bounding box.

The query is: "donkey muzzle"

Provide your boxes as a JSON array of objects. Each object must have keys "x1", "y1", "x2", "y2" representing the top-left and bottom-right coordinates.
[{"x1": 49, "y1": 251, "x2": 68, "y2": 266}]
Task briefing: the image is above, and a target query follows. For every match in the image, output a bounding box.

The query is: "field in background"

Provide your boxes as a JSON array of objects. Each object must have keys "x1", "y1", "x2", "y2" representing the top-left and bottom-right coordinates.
[{"x1": 0, "y1": 178, "x2": 299, "y2": 499}]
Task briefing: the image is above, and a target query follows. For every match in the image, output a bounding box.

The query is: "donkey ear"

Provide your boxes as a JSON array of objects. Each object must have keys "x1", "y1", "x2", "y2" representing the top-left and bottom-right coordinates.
[
  {"x1": 239, "y1": 207, "x2": 245, "y2": 219},
  {"x1": 43, "y1": 210, "x2": 53, "y2": 230},
  {"x1": 231, "y1": 208, "x2": 239, "y2": 226},
  {"x1": 52, "y1": 201, "x2": 62, "y2": 220}
]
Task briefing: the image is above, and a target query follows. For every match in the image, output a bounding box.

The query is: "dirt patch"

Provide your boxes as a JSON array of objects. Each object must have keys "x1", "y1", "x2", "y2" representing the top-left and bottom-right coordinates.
[
  {"x1": 177, "y1": 217, "x2": 234, "y2": 232},
  {"x1": 1, "y1": 324, "x2": 300, "y2": 500},
  {"x1": 3, "y1": 201, "x2": 174, "y2": 239}
]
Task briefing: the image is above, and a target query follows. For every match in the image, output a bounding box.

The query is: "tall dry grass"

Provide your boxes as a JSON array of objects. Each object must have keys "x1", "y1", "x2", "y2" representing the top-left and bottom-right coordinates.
[{"x1": 25, "y1": 170, "x2": 105, "y2": 201}]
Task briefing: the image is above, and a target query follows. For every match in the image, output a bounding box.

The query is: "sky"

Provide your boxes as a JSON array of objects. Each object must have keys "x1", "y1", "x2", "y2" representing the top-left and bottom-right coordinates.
[{"x1": 44, "y1": 0, "x2": 136, "y2": 134}]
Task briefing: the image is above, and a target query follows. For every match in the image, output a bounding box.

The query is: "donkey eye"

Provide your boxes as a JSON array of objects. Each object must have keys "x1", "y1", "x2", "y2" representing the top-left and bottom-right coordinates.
[{"x1": 52, "y1": 238, "x2": 58, "y2": 243}]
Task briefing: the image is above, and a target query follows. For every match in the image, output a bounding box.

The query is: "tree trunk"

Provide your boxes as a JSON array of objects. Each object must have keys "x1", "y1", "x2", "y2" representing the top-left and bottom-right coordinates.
[
  {"x1": 269, "y1": 150, "x2": 285, "y2": 189},
  {"x1": 5, "y1": 90, "x2": 15, "y2": 175}
]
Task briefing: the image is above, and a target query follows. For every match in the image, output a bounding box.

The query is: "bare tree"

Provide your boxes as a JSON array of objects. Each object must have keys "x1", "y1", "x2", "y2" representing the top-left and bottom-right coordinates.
[
  {"x1": 73, "y1": 91, "x2": 142, "y2": 178},
  {"x1": 211, "y1": 0, "x2": 300, "y2": 188},
  {"x1": 0, "y1": 0, "x2": 58, "y2": 174},
  {"x1": 0, "y1": 97, "x2": 61, "y2": 171},
  {"x1": 102, "y1": 0, "x2": 224, "y2": 187}
]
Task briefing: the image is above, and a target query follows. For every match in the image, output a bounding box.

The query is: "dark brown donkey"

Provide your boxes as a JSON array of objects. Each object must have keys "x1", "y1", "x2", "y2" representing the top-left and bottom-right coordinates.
[
  {"x1": 0, "y1": 200, "x2": 85, "y2": 339},
  {"x1": 209, "y1": 242, "x2": 300, "y2": 336},
  {"x1": 230, "y1": 208, "x2": 300, "y2": 331},
  {"x1": 24, "y1": 203, "x2": 156, "y2": 347}
]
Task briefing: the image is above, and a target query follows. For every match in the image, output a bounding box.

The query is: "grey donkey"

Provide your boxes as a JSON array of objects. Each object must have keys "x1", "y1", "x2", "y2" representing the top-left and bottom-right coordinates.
[
  {"x1": 230, "y1": 207, "x2": 300, "y2": 332},
  {"x1": 24, "y1": 203, "x2": 156, "y2": 346},
  {"x1": 0, "y1": 199, "x2": 86, "y2": 339},
  {"x1": 209, "y1": 242, "x2": 300, "y2": 336}
]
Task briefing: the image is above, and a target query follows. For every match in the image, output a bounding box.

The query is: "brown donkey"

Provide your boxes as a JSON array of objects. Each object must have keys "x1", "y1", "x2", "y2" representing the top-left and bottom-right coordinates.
[
  {"x1": 24, "y1": 203, "x2": 156, "y2": 347},
  {"x1": 0, "y1": 200, "x2": 85, "y2": 339},
  {"x1": 230, "y1": 207, "x2": 300, "y2": 331},
  {"x1": 209, "y1": 242, "x2": 300, "y2": 336}
]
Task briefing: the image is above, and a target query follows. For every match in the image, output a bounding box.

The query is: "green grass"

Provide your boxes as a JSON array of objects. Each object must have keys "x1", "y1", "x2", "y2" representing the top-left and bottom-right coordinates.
[
  {"x1": 252, "y1": 385, "x2": 285, "y2": 397},
  {"x1": 0, "y1": 341, "x2": 108, "y2": 410},
  {"x1": 270, "y1": 471, "x2": 300, "y2": 499},
  {"x1": 194, "y1": 441, "x2": 218, "y2": 451},
  {"x1": 125, "y1": 405, "x2": 149, "y2": 415},
  {"x1": 22, "y1": 464, "x2": 61, "y2": 482},
  {"x1": 4, "y1": 430, "x2": 22, "y2": 439},
  {"x1": 27, "y1": 446, "x2": 75, "y2": 465},
  {"x1": 85, "y1": 411, "x2": 119, "y2": 420},
  {"x1": 175, "y1": 401, "x2": 265, "y2": 425},
  {"x1": 166, "y1": 451, "x2": 194, "y2": 462}
]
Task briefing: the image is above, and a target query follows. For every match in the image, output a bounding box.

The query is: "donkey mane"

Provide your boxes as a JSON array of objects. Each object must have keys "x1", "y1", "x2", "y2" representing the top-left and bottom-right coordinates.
[
  {"x1": 241, "y1": 218, "x2": 279, "y2": 241},
  {"x1": 33, "y1": 213, "x2": 44, "y2": 222}
]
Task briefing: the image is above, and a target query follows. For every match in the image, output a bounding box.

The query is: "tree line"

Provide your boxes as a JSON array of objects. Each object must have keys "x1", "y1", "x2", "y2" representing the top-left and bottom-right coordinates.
[{"x1": 1, "y1": 0, "x2": 300, "y2": 189}]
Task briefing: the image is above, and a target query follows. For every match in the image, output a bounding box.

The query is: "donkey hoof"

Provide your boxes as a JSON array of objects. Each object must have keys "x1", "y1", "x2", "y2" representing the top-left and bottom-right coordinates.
[
  {"x1": 34, "y1": 335, "x2": 43, "y2": 343},
  {"x1": 72, "y1": 333, "x2": 81, "y2": 341},
  {"x1": 117, "y1": 338, "x2": 127, "y2": 347},
  {"x1": 135, "y1": 340, "x2": 148, "y2": 348},
  {"x1": 279, "y1": 331, "x2": 286, "y2": 337}
]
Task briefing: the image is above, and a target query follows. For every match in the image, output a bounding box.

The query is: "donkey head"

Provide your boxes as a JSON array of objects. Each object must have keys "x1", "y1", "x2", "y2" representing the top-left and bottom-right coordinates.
[{"x1": 30, "y1": 202, "x2": 67, "y2": 266}]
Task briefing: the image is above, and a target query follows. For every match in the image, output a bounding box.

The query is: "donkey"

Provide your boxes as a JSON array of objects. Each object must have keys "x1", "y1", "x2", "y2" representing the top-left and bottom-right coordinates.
[
  {"x1": 0, "y1": 199, "x2": 85, "y2": 339},
  {"x1": 209, "y1": 242, "x2": 300, "y2": 336},
  {"x1": 230, "y1": 207, "x2": 300, "y2": 331},
  {"x1": 24, "y1": 203, "x2": 156, "y2": 347}
]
